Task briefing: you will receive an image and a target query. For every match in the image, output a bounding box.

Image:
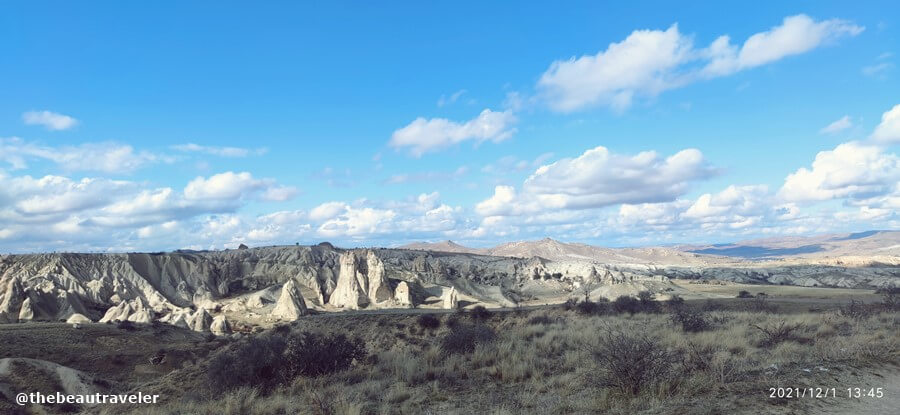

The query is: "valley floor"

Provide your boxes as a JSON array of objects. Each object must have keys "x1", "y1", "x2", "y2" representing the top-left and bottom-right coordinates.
[{"x1": 0, "y1": 285, "x2": 898, "y2": 415}]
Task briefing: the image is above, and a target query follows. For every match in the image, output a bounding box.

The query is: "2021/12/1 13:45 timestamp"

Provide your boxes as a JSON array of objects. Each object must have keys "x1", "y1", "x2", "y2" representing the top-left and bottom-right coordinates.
[{"x1": 768, "y1": 387, "x2": 884, "y2": 399}]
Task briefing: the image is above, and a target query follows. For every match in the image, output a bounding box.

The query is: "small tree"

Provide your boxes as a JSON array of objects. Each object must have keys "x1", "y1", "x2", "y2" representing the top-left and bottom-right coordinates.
[{"x1": 579, "y1": 276, "x2": 598, "y2": 303}]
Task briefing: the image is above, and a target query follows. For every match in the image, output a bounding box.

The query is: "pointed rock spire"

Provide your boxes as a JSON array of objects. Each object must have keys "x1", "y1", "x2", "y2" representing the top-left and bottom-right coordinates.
[{"x1": 272, "y1": 279, "x2": 308, "y2": 320}]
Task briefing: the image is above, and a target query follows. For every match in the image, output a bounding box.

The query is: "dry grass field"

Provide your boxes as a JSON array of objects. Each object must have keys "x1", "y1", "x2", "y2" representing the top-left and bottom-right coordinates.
[{"x1": 1, "y1": 287, "x2": 898, "y2": 415}]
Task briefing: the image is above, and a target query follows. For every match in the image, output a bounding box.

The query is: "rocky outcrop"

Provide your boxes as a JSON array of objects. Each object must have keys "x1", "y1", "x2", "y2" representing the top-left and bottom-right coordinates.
[
  {"x1": 66, "y1": 313, "x2": 92, "y2": 324},
  {"x1": 442, "y1": 287, "x2": 458, "y2": 309},
  {"x1": 394, "y1": 281, "x2": 413, "y2": 308},
  {"x1": 328, "y1": 252, "x2": 368, "y2": 309},
  {"x1": 366, "y1": 251, "x2": 392, "y2": 305},
  {"x1": 18, "y1": 297, "x2": 33, "y2": 321},
  {"x1": 1, "y1": 243, "x2": 897, "y2": 330},
  {"x1": 0, "y1": 278, "x2": 25, "y2": 323},
  {"x1": 187, "y1": 308, "x2": 212, "y2": 332},
  {"x1": 211, "y1": 315, "x2": 231, "y2": 335},
  {"x1": 99, "y1": 298, "x2": 152, "y2": 324},
  {"x1": 272, "y1": 280, "x2": 308, "y2": 320}
]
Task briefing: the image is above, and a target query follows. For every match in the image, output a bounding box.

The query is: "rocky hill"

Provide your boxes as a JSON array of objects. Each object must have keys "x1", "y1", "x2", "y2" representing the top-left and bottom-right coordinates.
[{"x1": 0, "y1": 237, "x2": 897, "y2": 334}]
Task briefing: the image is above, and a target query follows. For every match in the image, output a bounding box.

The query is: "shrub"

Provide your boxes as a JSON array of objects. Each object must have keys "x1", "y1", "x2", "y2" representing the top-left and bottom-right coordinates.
[
  {"x1": 527, "y1": 314, "x2": 554, "y2": 325},
  {"x1": 576, "y1": 300, "x2": 600, "y2": 315},
  {"x1": 590, "y1": 327, "x2": 673, "y2": 395},
  {"x1": 612, "y1": 295, "x2": 641, "y2": 315},
  {"x1": 637, "y1": 291, "x2": 658, "y2": 313},
  {"x1": 207, "y1": 334, "x2": 287, "y2": 394},
  {"x1": 207, "y1": 330, "x2": 366, "y2": 394},
  {"x1": 751, "y1": 321, "x2": 807, "y2": 348},
  {"x1": 469, "y1": 305, "x2": 492, "y2": 321},
  {"x1": 116, "y1": 320, "x2": 137, "y2": 331},
  {"x1": 877, "y1": 286, "x2": 900, "y2": 311},
  {"x1": 669, "y1": 307, "x2": 711, "y2": 332},
  {"x1": 736, "y1": 290, "x2": 754, "y2": 298},
  {"x1": 839, "y1": 299, "x2": 873, "y2": 320},
  {"x1": 440, "y1": 324, "x2": 496, "y2": 354},
  {"x1": 416, "y1": 314, "x2": 441, "y2": 330},
  {"x1": 665, "y1": 294, "x2": 685, "y2": 310},
  {"x1": 744, "y1": 295, "x2": 776, "y2": 313},
  {"x1": 562, "y1": 298, "x2": 578, "y2": 311},
  {"x1": 282, "y1": 332, "x2": 366, "y2": 379}
]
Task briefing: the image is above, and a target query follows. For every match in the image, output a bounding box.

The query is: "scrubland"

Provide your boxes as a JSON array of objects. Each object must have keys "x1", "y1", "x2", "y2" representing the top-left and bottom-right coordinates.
[{"x1": 87, "y1": 290, "x2": 900, "y2": 415}]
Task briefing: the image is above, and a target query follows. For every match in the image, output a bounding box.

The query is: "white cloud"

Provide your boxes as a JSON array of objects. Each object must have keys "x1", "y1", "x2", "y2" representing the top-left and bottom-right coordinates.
[
  {"x1": 385, "y1": 166, "x2": 468, "y2": 184},
  {"x1": 0, "y1": 138, "x2": 166, "y2": 173},
  {"x1": 523, "y1": 146, "x2": 715, "y2": 209},
  {"x1": 4, "y1": 175, "x2": 133, "y2": 217},
  {"x1": 172, "y1": 143, "x2": 268, "y2": 157},
  {"x1": 871, "y1": 104, "x2": 900, "y2": 144},
  {"x1": 309, "y1": 201, "x2": 349, "y2": 221},
  {"x1": 538, "y1": 24, "x2": 692, "y2": 112},
  {"x1": 862, "y1": 62, "x2": 893, "y2": 78},
  {"x1": 389, "y1": 109, "x2": 517, "y2": 156},
  {"x1": 481, "y1": 153, "x2": 555, "y2": 175},
  {"x1": 437, "y1": 89, "x2": 467, "y2": 107},
  {"x1": 779, "y1": 141, "x2": 900, "y2": 202},
  {"x1": 820, "y1": 115, "x2": 852, "y2": 134},
  {"x1": 22, "y1": 110, "x2": 78, "y2": 130},
  {"x1": 538, "y1": 14, "x2": 862, "y2": 112},
  {"x1": 184, "y1": 171, "x2": 290, "y2": 201},
  {"x1": 317, "y1": 207, "x2": 398, "y2": 238},
  {"x1": 260, "y1": 186, "x2": 299, "y2": 202},
  {"x1": 476, "y1": 146, "x2": 716, "y2": 218},
  {"x1": 703, "y1": 15, "x2": 863, "y2": 77}
]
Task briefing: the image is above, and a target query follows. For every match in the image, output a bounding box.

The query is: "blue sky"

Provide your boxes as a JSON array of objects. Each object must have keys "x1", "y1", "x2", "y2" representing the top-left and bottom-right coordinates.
[{"x1": 1, "y1": 1, "x2": 898, "y2": 252}]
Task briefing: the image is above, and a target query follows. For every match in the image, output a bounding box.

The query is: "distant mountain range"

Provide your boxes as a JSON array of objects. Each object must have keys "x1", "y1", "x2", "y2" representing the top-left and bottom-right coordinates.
[{"x1": 400, "y1": 230, "x2": 900, "y2": 263}]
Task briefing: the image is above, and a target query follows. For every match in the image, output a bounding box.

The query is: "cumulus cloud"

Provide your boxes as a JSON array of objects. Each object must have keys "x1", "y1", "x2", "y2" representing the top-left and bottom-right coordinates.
[
  {"x1": 172, "y1": 143, "x2": 268, "y2": 157},
  {"x1": 871, "y1": 104, "x2": 900, "y2": 144},
  {"x1": 820, "y1": 115, "x2": 852, "y2": 134},
  {"x1": 476, "y1": 146, "x2": 716, "y2": 219},
  {"x1": 184, "y1": 171, "x2": 296, "y2": 202},
  {"x1": 0, "y1": 168, "x2": 300, "y2": 252},
  {"x1": 702, "y1": 15, "x2": 863, "y2": 77},
  {"x1": 538, "y1": 24, "x2": 693, "y2": 112},
  {"x1": 22, "y1": 110, "x2": 78, "y2": 130},
  {"x1": 528, "y1": 146, "x2": 715, "y2": 208},
  {"x1": 389, "y1": 109, "x2": 517, "y2": 156},
  {"x1": 779, "y1": 141, "x2": 900, "y2": 202},
  {"x1": 538, "y1": 14, "x2": 862, "y2": 112}
]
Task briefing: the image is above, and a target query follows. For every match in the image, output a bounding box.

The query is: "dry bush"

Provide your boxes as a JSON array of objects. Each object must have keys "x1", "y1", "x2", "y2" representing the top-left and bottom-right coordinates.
[
  {"x1": 207, "y1": 330, "x2": 365, "y2": 394},
  {"x1": 440, "y1": 324, "x2": 496, "y2": 354},
  {"x1": 839, "y1": 299, "x2": 875, "y2": 319},
  {"x1": 469, "y1": 305, "x2": 492, "y2": 321},
  {"x1": 612, "y1": 296, "x2": 641, "y2": 315},
  {"x1": 589, "y1": 326, "x2": 674, "y2": 395},
  {"x1": 527, "y1": 314, "x2": 554, "y2": 325},
  {"x1": 751, "y1": 320, "x2": 807, "y2": 348},
  {"x1": 416, "y1": 314, "x2": 440, "y2": 330},
  {"x1": 669, "y1": 307, "x2": 711, "y2": 332},
  {"x1": 282, "y1": 332, "x2": 366, "y2": 379}
]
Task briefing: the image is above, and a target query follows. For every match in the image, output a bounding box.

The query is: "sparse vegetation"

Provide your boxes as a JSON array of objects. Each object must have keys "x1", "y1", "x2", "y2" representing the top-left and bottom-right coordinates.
[{"x1": 4, "y1": 293, "x2": 897, "y2": 415}]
